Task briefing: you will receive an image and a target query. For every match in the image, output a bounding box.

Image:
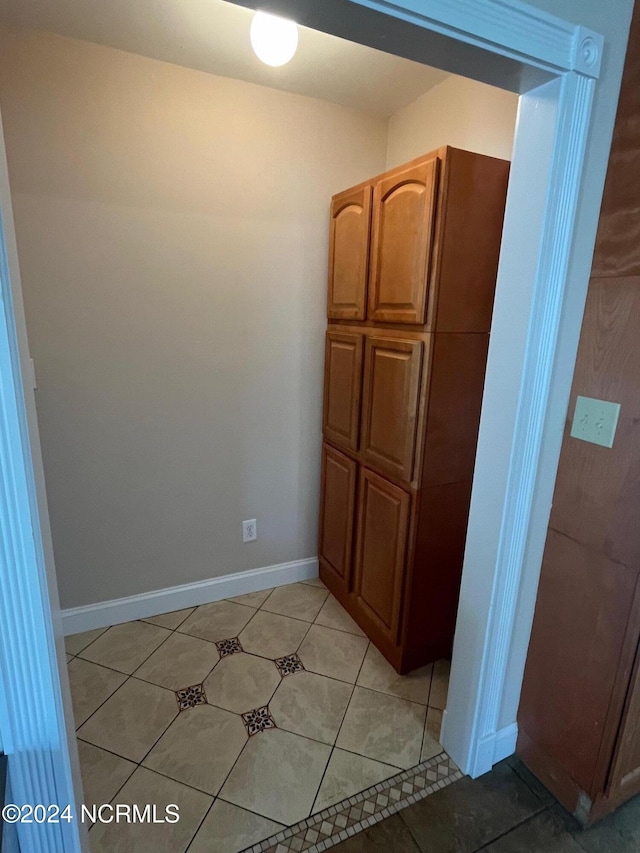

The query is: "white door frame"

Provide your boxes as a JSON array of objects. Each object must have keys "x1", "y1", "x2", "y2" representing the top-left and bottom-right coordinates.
[{"x1": 0, "y1": 2, "x2": 606, "y2": 851}]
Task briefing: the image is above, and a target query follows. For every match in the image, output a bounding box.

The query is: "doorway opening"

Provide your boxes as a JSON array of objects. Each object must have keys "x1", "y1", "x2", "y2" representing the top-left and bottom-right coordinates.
[{"x1": 0, "y1": 4, "x2": 608, "y2": 852}]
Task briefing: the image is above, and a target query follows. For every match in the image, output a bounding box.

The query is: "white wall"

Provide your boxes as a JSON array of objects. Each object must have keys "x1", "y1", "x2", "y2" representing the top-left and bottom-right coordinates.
[
  {"x1": 0, "y1": 29, "x2": 388, "y2": 609},
  {"x1": 386, "y1": 75, "x2": 517, "y2": 168}
]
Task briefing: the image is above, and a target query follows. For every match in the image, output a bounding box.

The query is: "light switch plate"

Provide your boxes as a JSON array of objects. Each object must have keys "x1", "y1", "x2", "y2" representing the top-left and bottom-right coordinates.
[{"x1": 570, "y1": 395, "x2": 621, "y2": 448}]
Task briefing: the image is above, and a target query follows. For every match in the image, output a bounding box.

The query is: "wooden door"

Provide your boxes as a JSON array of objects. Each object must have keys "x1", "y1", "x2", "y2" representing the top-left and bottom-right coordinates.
[
  {"x1": 323, "y1": 330, "x2": 364, "y2": 452},
  {"x1": 354, "y1": 468, "x2": 410, "y2": 643},
  {"x1": 361, "y1": 336, "x2": 423, "y2": 483},
  {"x1": 369, "y1": 156, "x2": 439, "y2": 324},
  {"x1": 318, "y1": 444, "x2": 357, "y2": 593},
  {"x1": 606, "y1": 637, "x2": 640, "y2": 804},
  {"x1": 327, "y1": 185, "x2": 372, "y2": 320}
]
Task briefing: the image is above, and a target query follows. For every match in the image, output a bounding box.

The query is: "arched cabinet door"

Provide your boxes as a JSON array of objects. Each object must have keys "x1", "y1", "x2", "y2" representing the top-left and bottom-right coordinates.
[
  {"x1": 369, "y1": 157, "x2": 440, "y2": 324},
  {"x1": 327, "y1": 184, "x2": 373, "y2": 320}
]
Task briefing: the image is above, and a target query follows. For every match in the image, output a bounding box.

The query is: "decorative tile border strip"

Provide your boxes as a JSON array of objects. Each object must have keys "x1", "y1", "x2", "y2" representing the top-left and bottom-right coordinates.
[{"x1": 243, "y1": 751, "x2": 462, "y2": 853}]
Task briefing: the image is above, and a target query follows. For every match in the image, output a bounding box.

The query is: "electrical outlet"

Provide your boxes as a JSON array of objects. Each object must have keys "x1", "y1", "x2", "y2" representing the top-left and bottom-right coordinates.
[
  {"x1": 242, "y1": 519, "x2": 257, "y2": 543},
  {"x1": 570, "y1": 395, "x2": 621, "y2": 448}
]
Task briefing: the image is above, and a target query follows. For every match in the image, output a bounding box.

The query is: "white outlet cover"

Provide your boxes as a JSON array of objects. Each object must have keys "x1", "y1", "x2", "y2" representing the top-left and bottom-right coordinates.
[
  {"x1": 570, "y1": 395, "x2": 621, "y2": 448},
  {"x1": 242, "y1": 519, "x2": 257, "y2": 543}
]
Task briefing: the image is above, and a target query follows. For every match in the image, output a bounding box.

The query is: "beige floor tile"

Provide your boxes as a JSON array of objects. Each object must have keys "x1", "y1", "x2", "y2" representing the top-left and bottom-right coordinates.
[
  {"x1": 77, "y1": 740, "x2": 135, "y2": 807},
  {"x1": 300, "y1": 577, "x2": 327, "y2": 589},
  {"x1": 141, "y1": 608, "x2": 195, "y2": 630},
  {"x1": 143, "y1": 704, "x2": 247, "y2": 795},
  {"x1": 78, "y1": 621, "x2": 171, "y2": 674},
  {"x1": 298, "y1": 625, "x2": 368, "y2": 683},
  {"x1": 67, "y1": 658, "x2": 127, "y2": 728},
  {"x1": 422, "y1": 707, "x2": 444, "y2": 761},
  {"x1": 78, "y1": 678, "x2": 177, "y2": 762},
  {"x1": 228, "y1": 588, "x2": 273, "y2": 607},
  {"x1": 429, "y1": 659, "x2": 451, "y2": 710},
  {"x1": 261, "y1": 583, "x2": 329, "y2": 622},
  {"x1": 238, "y1": 610, "x2": 310, "y2": 659},
  {"x1": 425, "y1": 705, "x2": 444, "y2": 742},
  {"x1": 357, "y1": 644, "x2": 432, "y2": 705},
  {"x1": 203, "y1": 652, "x2": 280, "y2": 714},
  {"x1": 179, "y1": 600, "x2": 255, "y2": 643},
  {"x1": 270, "y1": 670, "x2": 352, "y2": 744},
  {"x1": 64, "y1": 627, "x2": 108, "y2": 656},
  {"x1": 188, "y1": 799, "x2": 283, "y2": 853},
  {"x1": 66, "y1": 653, "x2": 74, "y2": 663},
  {"x1": 220, "y1": 728, "x2": 331, "y2": 826},
  {"x1": 314, "y1": 596, "x2": 365, "y2": 636},
  {"x1": 336, "y1": 686, "x2": 426, "y2": 769},
  {"x1": 134, "y1": 632, "x2": 219, "y2": 691},
  {"x1": 312, "y1": 748, "x2": 399, "y2": 813},
  {"x1": 88, "y1": 767, "x2": 211, "y2": 853}
]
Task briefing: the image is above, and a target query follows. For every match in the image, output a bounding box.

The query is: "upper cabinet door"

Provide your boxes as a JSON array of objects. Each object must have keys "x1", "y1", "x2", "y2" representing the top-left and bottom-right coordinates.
[
  {"x1": 361, "y1": 336, "x2": 423, "y2": 483},
  {"x1": 327, "y1": 185, "x2": 373, "y2": 321},
  {"x1": 369, "y1": 157, "x2": 440, "y2": 324},
  {"x1": 323, "y1": 330, "x2": 364, "y2": 452}
]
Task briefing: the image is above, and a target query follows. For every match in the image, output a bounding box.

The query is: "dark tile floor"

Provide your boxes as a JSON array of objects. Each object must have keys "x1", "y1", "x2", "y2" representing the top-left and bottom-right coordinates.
[{"x1": 331, "y1": 756, "x2": 640, "y2": 853}]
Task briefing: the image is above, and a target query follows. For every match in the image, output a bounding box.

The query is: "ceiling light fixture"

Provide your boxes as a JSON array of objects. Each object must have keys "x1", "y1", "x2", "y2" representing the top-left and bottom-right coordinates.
[{"x1": 250, "y1": 11, "x2": 298, "y2": 67}]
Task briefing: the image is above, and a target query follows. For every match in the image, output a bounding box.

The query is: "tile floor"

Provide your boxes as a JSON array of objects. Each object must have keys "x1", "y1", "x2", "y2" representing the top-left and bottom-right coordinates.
[
  {"x1": 329, "y1": 756, "x2": 640, "y2": 853},
  {"x1": 65, "y1": 578, "x2": 451, "y2": 853}
]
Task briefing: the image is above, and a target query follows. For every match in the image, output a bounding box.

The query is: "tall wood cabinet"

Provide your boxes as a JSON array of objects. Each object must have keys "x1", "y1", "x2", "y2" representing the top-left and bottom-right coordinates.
[{"x1": 318, "y1": 146, "x2": 509, "y2": 673}]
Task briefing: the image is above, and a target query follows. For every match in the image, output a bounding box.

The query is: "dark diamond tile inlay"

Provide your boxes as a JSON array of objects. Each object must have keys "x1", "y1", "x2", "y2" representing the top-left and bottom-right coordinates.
[
  {"x1": 175, "y1": 683, "x2": 207, "y2": 711},
  {"x1": 242, "y1": 705, "x2": 277, "y2": 736},
  {"x1": 215, "y1": 637, "x2": 243, "y2": 658},
  {"x1": 275, "y1": 652, "x2": 305, "y2": 677}
]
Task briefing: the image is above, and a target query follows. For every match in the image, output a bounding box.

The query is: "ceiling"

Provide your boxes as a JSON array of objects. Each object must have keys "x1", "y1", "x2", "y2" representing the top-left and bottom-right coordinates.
[{"x1": 0, "y1": 0, "x2": 449, "y2": 117}]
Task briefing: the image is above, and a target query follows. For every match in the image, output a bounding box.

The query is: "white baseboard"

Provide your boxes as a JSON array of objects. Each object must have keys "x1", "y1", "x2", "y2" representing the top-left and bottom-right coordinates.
[
  {"x1": 493, "y1": 722, "x2": 518, "y2": 764},
  {"x1": 62, "y1": 557, "x2": 319, "y2": 635}
]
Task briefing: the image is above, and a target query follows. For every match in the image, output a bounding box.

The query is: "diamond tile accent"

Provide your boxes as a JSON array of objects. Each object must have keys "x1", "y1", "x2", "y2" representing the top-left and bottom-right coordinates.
[
  {"x1": 215, "y1": 637, "x2": 243, "y2": 657},
  {"x1": 176, "y1": 683, "x2": 207, "y2": 711},
  {"x1": 249, "y1": 753, "x2": 461, "y2": 853},
  {"x1": 275, "y1": 653, "x2": 305, "y2": 677},
  {"x1": 242, "y1": 705, "x2": 277, "y2": 736}
]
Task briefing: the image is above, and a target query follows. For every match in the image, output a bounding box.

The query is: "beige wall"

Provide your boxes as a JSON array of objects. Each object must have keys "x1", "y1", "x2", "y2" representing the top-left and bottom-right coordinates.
[
  {"x1": 386, "y1": 75, "x2": 517, "y2": 169},
  {"x1": 0, "y1": 28, "x2": 516, "y2": 610},
  {"x1": 0, "y1": 29, "x2": 388, "y2": 608}
]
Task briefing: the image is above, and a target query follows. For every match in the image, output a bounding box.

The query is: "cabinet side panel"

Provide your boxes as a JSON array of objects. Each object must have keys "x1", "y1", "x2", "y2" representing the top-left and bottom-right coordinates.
[
  {"x1": 433, "y1": 149, "x2": 509, "y2": 333},
  {"x1": 420, "y1": 332, "x2": 489, "y2": 487},
  {"x1": 518, "y1": 530, "x2": 638, "y2": 795},
  {"x1": 402, "y1": 480, "x2": 472, "y2": 670}
]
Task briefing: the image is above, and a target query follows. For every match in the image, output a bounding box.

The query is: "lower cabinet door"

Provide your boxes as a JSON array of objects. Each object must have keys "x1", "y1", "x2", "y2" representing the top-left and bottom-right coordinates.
[
  {"x1": 319, "y1": 443, "x2": 357, "y2": 593},
  {"x1": 353, "y1": 467, "x2": 410, "y2": 643}
]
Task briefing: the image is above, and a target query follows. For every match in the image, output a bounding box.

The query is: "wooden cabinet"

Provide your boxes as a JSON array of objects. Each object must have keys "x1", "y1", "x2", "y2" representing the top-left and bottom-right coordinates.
[
  {"x1": 327, "y1": 185, "x2": 372, "y2": 320},
  {"x1": 369, "y1": 157, "x2": 439, "y2": 324},
  {"x1": 361, "y1": 336, "x2": 423, "y2": 484},
  {"x1": 318, "y1": 444, "x2": 357, "y2": 595},
  {"x1": 354, "y1": 468, "x2": 410, "y2": 644},
  {"x1": 319, "y1": 146, "x2": 509, "y2": 672},
  {"x1": 323, "y1": 331, "x2": 363, "y2": 452}
]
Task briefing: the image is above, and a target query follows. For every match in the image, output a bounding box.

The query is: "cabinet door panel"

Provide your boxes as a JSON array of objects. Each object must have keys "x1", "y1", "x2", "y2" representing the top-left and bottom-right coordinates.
[
  {"x1": 328, "y1": 185, "x2": 372, "y2": 320},
  {"x1": 323, "y1": 331, "x2": 364, "y2": 452},
  {"x1": 369, "y1": 157, "x2": 439, "y2": 324},
  {"x1": 354, "y1": 468, "x2": 410, "y2": 643},
  {"x1": 361, "y1": 336, "x2": 423, "y2": 482},
  {"x1": 319, "y1": 444, "x2": 357, "y2": 592}
]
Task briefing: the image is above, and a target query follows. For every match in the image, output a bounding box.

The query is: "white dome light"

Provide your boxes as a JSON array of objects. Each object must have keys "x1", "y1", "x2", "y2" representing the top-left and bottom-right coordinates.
[{"x1": 250, "y1": 11, "x2": 298, "y2": 67}]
